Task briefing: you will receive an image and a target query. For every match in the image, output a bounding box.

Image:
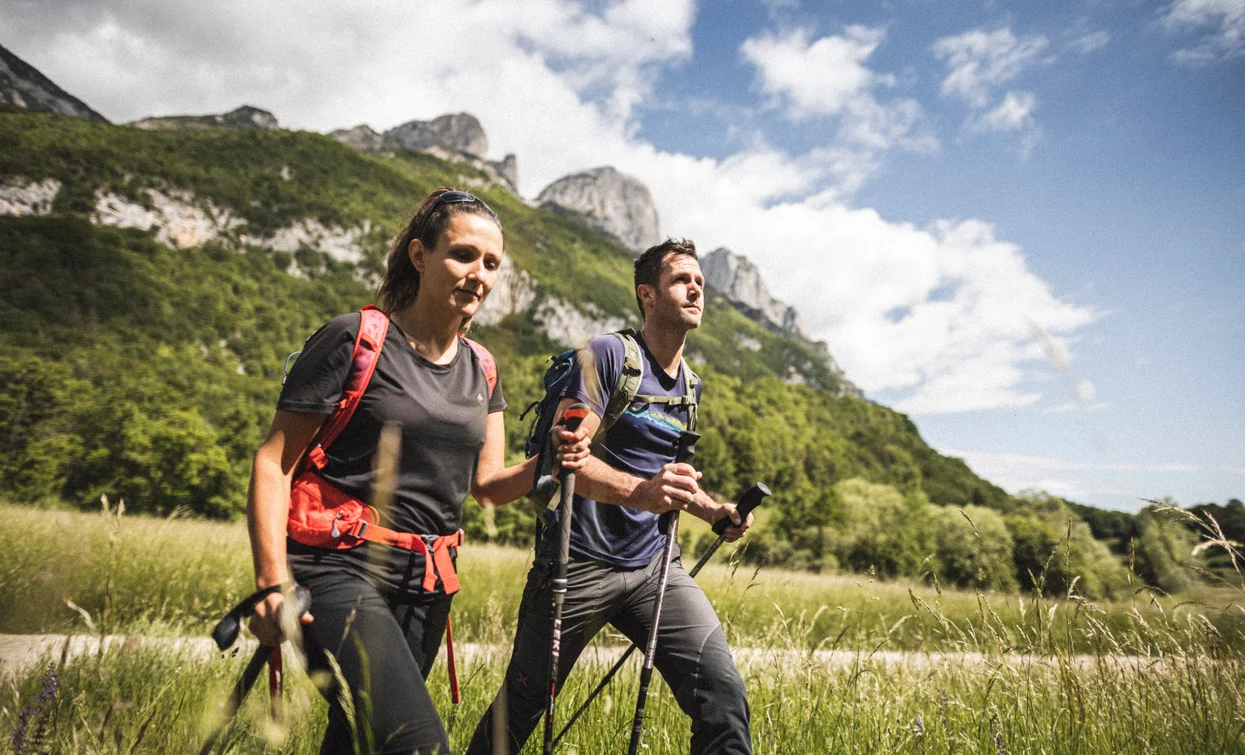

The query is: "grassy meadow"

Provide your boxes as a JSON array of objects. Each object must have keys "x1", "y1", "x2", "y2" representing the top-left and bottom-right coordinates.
[{"x1": 2, "y1": 503, "x2": 1244, "y2": 753}]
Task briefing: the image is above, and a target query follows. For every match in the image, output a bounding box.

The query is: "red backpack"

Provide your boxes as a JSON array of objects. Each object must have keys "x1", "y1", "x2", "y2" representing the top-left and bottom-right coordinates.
[{"x1": 284, "y1": 305, "x2": 496, "y2": 703}]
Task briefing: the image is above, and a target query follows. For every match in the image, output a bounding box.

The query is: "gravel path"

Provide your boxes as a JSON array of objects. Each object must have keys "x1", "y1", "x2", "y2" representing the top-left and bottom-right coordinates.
[{"x1": 0, "y1": 633, "x2": 1151, "y2": 679}]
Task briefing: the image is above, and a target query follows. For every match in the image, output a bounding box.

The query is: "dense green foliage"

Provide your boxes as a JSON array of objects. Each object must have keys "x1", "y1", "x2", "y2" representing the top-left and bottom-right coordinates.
[{"x1": 0, "y1": 110, "x2": 1233, "y2": 595}]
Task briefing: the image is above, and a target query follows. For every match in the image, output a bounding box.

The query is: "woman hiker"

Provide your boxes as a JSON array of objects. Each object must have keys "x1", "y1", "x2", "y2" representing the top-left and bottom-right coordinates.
[{"x1": 244, "y1": 188, "x2": 590, "y2": 754}]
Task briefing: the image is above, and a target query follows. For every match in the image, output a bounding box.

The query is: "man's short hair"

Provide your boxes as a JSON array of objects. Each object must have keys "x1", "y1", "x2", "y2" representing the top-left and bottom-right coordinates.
[{"x1": 633, "y1": 238, "x2": 697, "y2": 318}]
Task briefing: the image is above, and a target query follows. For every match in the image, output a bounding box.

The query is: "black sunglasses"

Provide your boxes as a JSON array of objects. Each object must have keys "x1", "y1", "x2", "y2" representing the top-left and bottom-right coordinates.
[{"x1": 414, "y1": 190, "x2": 495, "y2": 240}]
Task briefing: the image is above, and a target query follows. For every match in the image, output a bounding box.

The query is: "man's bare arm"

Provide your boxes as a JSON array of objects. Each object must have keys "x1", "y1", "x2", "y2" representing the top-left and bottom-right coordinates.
[{"x1": 550, "y1": 397, "x2": 698, "y2": 516}]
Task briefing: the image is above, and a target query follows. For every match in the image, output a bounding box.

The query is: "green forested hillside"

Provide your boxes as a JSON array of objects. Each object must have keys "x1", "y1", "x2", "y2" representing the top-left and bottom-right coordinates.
[{"x1": 0, "y1": 111, "x2": 1220, "y2": 596}]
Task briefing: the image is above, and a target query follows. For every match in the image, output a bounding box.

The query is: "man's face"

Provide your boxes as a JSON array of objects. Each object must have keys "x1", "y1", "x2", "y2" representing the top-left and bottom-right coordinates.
[{"x1": 641, "y1": 253, "x2": 705, "y2": 330}]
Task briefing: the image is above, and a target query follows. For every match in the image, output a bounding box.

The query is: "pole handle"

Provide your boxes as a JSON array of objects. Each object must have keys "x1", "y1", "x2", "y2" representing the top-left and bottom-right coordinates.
[
  {"x1": 711, "y1": 482, "x2": 772, "y2": 536},
  {"x1": 211, "y1": 584, "x2": 312, "y2": 651},
  {"x1": 660, "y1": 431, "x2": 699, "y2": 535},
  {"x1": 557, "y1": 403, "x2": 589, "y2": 481}
]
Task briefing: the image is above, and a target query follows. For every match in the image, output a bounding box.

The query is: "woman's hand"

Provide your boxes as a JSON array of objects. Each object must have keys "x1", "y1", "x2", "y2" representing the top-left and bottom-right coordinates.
[
  {"x1": 553, "y1": 425, "x2": 591, "y2": 471},
  {"x1": 247, "y1": 588, "x2": 314, "y2": 646}
]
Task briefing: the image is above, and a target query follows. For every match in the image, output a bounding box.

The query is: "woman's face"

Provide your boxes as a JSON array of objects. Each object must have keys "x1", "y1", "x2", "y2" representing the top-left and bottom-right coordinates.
[{"x1": 408, "y1": 212, "x2": 504, "y2": 320}]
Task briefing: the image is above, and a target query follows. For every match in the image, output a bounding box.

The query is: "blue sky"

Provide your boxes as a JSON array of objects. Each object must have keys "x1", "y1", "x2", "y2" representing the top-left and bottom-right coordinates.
[{"x1": 4, "y1": 0, "x2": 1242, "y2": 510}]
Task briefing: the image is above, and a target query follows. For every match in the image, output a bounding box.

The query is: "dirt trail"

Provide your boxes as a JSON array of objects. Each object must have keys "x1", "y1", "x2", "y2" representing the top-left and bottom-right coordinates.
[{"x1": 0, "y1": 633, "x2": 1154, "y2": 679}]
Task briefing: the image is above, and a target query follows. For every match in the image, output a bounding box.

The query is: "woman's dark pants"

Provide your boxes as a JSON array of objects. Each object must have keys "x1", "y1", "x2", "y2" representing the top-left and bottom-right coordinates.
[{"x1": 298, "y1": 570, "x2": 453, "y2": 755}]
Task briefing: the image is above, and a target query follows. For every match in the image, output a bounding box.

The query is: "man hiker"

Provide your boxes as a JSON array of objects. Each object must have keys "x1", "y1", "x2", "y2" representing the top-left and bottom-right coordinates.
[{"x1": 466, "y1": 238, "x2": 755, "y2": 755}]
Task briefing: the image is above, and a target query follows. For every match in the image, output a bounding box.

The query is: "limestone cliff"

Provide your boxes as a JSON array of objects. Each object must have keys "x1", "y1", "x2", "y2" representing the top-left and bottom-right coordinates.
[
  {"x1": 700, "y1": 247, "x2": 805, "y2": 337},
  {"x1": 536, "y1": 167, "x2": 660, "y2": 254},
  {"x1": 383, "y1": 113, "x2": 488, "y2": 159}
]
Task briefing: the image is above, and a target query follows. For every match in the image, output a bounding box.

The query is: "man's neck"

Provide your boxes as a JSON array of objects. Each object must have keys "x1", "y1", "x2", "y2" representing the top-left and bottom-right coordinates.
[{"x1": 638, "y1": 321, "x2": 688, "y2": 378}]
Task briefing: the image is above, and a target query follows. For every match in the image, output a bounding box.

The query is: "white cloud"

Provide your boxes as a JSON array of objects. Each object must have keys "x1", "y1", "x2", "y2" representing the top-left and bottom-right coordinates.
[
  {"x1": 2, "y1": 0, "x2": 1095, "y2": 416},
  {"x1": 933, "y1": 27, "x2": 1049, "y2": 106},
  {"x1": 1068, "y1": 30, "x2": 1111, "y2": 54},
  {"x1": 1162, "y1": 0, "x2": 1245, "y2": 63},
  {"x1": 933, "y1": 26, "x2": 1048, "y2": 149},
  {"x1": 741, "y1": 25, "x2": 889, "y2": 118},
  {"x1": 942, "y1": 449, "x2": 1245, "y2": 507},
  {"x1": 1042, "y1": 400, "x2": 1109, "y2": 414},
  {"x1": 972, "y1": 90, "x2": 1036, "y2": 132},
  {"x1": 739, "y1": 26, "x2": 935, "y2": 154}
]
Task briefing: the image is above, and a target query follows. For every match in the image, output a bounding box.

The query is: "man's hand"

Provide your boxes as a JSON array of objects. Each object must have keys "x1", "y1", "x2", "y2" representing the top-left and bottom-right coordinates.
[
  {"x1": 247, "y1": 589, "x2": 313, "y2": 646},
  {"x1": 552, "y1": 425, "x2": 591, "y2": 472},
  {"x1": 712, "y1": 502, "x2": 754, "y2": 543},
  {"x1": 627, "y1": 463, "x2": 700, "y2": 514}
]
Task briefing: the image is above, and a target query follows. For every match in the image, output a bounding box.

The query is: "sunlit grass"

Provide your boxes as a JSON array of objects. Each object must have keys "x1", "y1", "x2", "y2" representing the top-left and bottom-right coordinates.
[
  {"x1": 3, "y1": 503, "x2": 1243, "y2": 654},
  {"x1": 3, "y1": 502, "x2": 1245, "y2": 752}
]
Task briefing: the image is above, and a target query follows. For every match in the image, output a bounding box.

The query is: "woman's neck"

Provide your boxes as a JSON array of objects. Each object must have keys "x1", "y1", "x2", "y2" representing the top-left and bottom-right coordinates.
[{"x1": 389, "y1": 298, "x2": 463, "y2": 365}]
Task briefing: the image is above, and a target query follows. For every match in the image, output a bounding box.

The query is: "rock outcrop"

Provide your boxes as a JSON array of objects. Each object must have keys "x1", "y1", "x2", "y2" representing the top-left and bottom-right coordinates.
[
  {"x1": 328, "y1": 124, "x2": 384, "y2": 152},
  {"x1": 331, "y1": 114, "x2": 517, "y2": 192},
  {"x1": 383, "y1": 113, "x2": 487, "y2": 159},
  {"x1": 130, "y1": 105, "x2": 279, "y2": 132},
  {"x1": 0, "y1": 43, "x2": 107, "y2": 121},
  {"x1": 0, "y1": 177, "x2": 62, "y2": 216},
  {"x1": 493, "y1": 154, "x2": 518, "y2": 191},
  {"x1": 701, "y1": 247, "x2": 862, "y2": 398},
  {"x1": 700, "y1": 247, "x2": 805, "y2": 337},
  {"x1": 537, "y1": 167, "x2": 660, "y2": 254}
]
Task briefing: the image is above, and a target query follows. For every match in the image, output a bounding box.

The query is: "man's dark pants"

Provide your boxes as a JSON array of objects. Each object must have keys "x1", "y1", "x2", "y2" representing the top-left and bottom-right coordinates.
[{"x1": 466, "y1": 542, "x2": 752, "y2": 755}]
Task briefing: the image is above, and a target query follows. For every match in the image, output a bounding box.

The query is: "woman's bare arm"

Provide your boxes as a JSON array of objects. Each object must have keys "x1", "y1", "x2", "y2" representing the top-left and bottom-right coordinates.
[
  {"x1": 246, "y1": 409, "x2": 325, "y2": 644},
  {"x1": 472, "y1": 411, "x2": 590, "y2": 508}
]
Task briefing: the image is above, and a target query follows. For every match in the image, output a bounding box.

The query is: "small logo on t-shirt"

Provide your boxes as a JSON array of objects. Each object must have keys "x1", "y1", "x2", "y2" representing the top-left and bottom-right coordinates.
[{"x1": 477, "y1": 393, "x2": 484, "y2": 402}]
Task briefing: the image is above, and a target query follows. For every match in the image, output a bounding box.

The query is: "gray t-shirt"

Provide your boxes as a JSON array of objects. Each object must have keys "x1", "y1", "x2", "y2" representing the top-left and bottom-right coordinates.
[{"x1": 277, "y1": 312, "x2": 505, "y2": 593}]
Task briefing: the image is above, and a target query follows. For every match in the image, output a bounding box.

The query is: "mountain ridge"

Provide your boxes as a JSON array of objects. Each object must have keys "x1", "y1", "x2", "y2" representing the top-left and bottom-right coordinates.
[{"x1": 0, "y1": 44, "x2": 107, "y2": 122}]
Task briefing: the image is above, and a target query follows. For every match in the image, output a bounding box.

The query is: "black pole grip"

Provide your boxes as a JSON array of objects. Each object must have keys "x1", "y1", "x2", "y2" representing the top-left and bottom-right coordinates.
[
  {"x1": 712, "y1": 482, "x2": 772, "y2": 536},
  {"x1": 659, "y1": 431, "x2": 699, "y2": 536},
  {"x1": 211, "y1": 585, "x2": 312, "y2": 651},
  {"x1": 674, "y1": 431, "x2": 699, "y2": 465}
]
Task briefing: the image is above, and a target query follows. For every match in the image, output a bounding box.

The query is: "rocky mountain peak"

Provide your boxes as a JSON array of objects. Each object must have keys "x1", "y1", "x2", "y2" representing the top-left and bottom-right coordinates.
[
  {"x1": 0, "y1": 43, "x2": 107, "y2": 122},
  {"x1": 536, "y1": 166, "x2": 660, "y2": 254},
  {"x1": 329, "y1": 124, "x2": 384, "y2": 152},
  {"x1": 700, "y1": 247, "x2": 862, "y2": 398},
  {"x1": 129, "y1": 105, "x2": 279, "y2": 131},
  {"x1": 383, "y1": 113, "x2": 488, "y2": 159},
  {"x1": 331, "y1": 114, "x2": 516, "y2": 192},
  {"x1": 700, "y1": 247, "x2": 806, "y2": 337}
]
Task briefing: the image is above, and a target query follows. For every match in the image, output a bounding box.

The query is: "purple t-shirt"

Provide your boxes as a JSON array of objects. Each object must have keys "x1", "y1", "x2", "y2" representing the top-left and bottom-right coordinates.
[{"x1": 563, "y1": 332, "x2": 701, "y2": 568}]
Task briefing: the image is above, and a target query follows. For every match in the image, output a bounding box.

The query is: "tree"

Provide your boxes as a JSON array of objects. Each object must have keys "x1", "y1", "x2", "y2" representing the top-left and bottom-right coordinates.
[
  {"x1": 930, "y1": 506, "x2": 1018, "y2": 592},
  {"x1": 832, "y1": 478, "x2": 934, "y2": 579},
  {"x1": 1005, "y1": 492, "x2": 1129, "y2": 599},
  {"x1": 1132, "y1": 505, "x2": 1200, "y2": 593}
]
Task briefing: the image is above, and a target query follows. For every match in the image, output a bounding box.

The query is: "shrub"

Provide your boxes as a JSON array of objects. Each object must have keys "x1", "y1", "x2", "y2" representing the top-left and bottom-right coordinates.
[{"x1": 832, "y1": 478, "x2": 934, "y2": 579}]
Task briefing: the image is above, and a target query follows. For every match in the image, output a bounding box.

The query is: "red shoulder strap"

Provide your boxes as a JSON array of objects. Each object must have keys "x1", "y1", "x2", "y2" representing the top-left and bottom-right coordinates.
[
  {"x1": 304, "y1": 306, "x2": 390, "y2": 470},
  {"x1": 460, "y1": 336, "x2": 497, "y2": 399}
]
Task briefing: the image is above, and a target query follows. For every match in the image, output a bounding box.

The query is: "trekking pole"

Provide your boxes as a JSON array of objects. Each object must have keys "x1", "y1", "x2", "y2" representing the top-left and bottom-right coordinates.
[
  {"x1": 199, "y1": 584, "x2": 312, "y2": 755},
  {"x1": 627, "y1": 430, "x2": 699, "y2": 755},
  {"x1": 552, "y1": 482, "x2": 770, "y2": 747},
  {"x1": 543, "y1": 403, "x2": 591, "y2": 755}
]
